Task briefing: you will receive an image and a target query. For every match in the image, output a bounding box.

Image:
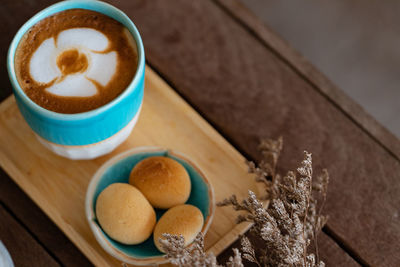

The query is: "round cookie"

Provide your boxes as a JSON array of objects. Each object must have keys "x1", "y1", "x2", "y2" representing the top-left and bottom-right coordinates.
[
  {"x1": 96, "y1": 183, "x2": 156, "y2": 245},
  {"x1": 129, "y1": 156, "x2": 191, "y2": 209},
  {"x1": 153, "y1": 204, "x2": 204, "y2": 252}
]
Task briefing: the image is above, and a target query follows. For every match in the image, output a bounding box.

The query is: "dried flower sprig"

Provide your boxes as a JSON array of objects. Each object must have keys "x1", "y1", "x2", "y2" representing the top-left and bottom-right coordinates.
[
  {"x1": 159, "y1": 233, "x2": 220, "y2": 267},
  {"x1": 240, "y1": 236, "x2": 261, "y2": 267},
  {"x1": 247, "y1": 137, "x2": 283, "y2": 200},
  {"x1": 226, "y1": 248, "x2": 244, "y2": 267},
  {"x1": 160, "y1": 138, "x2": 329, "y2": 267},
  {"x1": 159, "y1": 233, "x2": 245, "y2": 267}
]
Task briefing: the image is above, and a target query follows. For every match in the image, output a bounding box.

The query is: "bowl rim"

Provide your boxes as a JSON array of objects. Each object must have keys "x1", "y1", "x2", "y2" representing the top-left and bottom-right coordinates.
[{"x1": 85, "y1": 146, "x2": 216, "y2": 265}]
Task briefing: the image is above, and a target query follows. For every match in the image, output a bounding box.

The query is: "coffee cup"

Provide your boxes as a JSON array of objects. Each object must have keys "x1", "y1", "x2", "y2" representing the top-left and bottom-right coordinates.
[{"x1": 7, "y1": 0, "x2": 145, "y2": 160}]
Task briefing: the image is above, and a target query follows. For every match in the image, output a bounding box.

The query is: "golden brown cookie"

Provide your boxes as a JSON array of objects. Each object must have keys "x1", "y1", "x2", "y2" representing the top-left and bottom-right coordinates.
[
  {"x1": 153, "y1": 204, "x2": 204, "y2": 252},
  {"x1": 96, "y1": 183, "x2": 156, "y2": 244},
  {"x1": 129, "y1": 156, "x2": 191, "y2": 209}
]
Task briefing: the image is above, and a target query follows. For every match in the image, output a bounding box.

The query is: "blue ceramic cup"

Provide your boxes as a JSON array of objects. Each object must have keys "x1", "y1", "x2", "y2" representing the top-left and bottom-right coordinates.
[{"x1": 7, "y1": 0, "x2": 145, "y2": 159}]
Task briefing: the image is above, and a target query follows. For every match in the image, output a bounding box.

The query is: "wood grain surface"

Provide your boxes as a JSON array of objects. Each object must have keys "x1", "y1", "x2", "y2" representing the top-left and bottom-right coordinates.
[
  {"x1": 106, "y1": 0, "x2": 399, "y2": 266},
  {"x1": 217, "y1": 0, "x2": 400, "y2": 161},
  {"x1": 0, "y1": 0, "x2": 397, "y2": 266},
  {"x1": 0, "y1": 169, "x2": 92, "y2": 266},
  {"x1": 0, "y1": 204, "x2": 59, "y2": 267}
]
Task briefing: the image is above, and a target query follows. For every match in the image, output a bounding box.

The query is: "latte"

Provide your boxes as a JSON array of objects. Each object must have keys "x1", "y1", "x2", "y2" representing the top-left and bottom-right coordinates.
[{"x1": 15, "y1": 9, "x2": 138, "y2": 114}]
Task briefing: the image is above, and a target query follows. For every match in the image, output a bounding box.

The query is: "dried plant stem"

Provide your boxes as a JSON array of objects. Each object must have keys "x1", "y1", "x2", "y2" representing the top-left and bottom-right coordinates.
[
  {"x1": 160, "y1": 138, "x2": 329, "y2": 267},
  {"x1": 303, "y1": 179, "x2": 312, "y2": 265}
]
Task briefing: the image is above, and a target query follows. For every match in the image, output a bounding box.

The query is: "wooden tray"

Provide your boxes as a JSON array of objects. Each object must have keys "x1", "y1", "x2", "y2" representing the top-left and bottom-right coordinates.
[{"x1": 0, "y1": 67, "x2": 259, "y2": 266}]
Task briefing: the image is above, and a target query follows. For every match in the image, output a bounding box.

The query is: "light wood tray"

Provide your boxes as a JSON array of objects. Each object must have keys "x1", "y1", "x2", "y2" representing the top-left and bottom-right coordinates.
[{"x1": 0, "y1": 67, "x2": 258, "y2": 266}]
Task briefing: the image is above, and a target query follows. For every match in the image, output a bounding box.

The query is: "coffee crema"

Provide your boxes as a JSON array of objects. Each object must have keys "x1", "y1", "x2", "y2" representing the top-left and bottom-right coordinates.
[{"x1": 15, "y1": 9, "x2": 138, "y2": 114}]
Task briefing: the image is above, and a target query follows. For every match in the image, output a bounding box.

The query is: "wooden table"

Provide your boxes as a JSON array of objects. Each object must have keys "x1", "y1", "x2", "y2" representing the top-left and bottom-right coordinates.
[{"x1": 1, "y1": 1, "x2": 399, "y2": 266}]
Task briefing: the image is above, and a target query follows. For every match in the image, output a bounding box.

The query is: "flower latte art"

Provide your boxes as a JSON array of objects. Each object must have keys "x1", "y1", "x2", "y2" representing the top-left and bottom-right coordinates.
[
  {"x1": 31, "y1": 28, "x2": 117, "y2": 97},
  {"x1": 15, "y1": 9, "x2": 137, "y2": 114}
]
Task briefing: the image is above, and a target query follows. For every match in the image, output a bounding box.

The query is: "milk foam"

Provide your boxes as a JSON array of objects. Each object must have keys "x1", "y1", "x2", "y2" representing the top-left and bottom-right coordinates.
[
  {"x1": 29, "y1": 28, "x2": 117, "y2": 97},
  {"x1": 47, "y1": 74, "x2": 97, "y2": 97},
  {"x1": 29, "y1": 38, "x2": 60, "y2": 84},
  {"x1": 57, "y1": 28, "x2": 109, "y2": 52},
  {"x1": 85, "y1": 51, "x2": 117, "y2": 86}
]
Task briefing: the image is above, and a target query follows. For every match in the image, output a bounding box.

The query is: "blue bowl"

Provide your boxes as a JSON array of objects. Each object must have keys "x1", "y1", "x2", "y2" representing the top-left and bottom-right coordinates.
[{"x1": 85, "y1": 147, "x2": 215, "y2": 265}]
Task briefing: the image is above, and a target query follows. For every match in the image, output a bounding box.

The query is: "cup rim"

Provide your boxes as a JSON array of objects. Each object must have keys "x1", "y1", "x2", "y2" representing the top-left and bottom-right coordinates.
[
  {"x1": 7, "y1": 0, "x2": 145, "y2": 121},
  {"x1": 85, "y1": 146, "x2": 216, "y2": 265}
]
